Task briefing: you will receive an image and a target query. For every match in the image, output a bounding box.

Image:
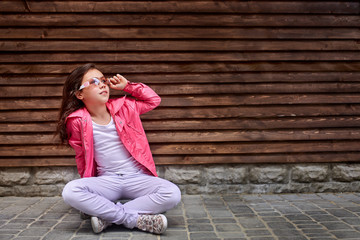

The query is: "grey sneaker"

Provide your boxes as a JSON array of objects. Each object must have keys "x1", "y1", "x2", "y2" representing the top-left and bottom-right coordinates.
[
  {"x1": 91, "y1": 216, "x2": 112, "y2": 233},
  {"x1": 136, "y1": 214, "x2": 167, "y2": 234}
]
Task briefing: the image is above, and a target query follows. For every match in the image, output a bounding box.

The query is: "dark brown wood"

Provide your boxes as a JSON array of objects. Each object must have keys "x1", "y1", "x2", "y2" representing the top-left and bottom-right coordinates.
[
  {"x1": 2, "y1": 72, "x2": 360, "y2": 85},
  {"x1": 2, "y1": 40, "x2": 359, "y2": 52},
  {"x1": 1, "y1": 14, "x2": 359, "y2": 27},
  {"x1": 2, "y1": 105, "x2": 360, "y2": 122},
  {"x1": 2, "y1": 129, "x2": 360, "y2": 145},
  {"x1": 2, "y1": 94, "x2": 360, "y2": 110},
  {"x1": 2, "y1": 116, "x2": 360, "y2": 133},
  {"x1": 0, "y1": 141, "x2": 359, "y2": 157},
  {"x1": 3, "y1": 84, "x2": 360, "y2": 99},
  {"x1": 153, "y1": 153, "x2": 360, "y2": 165},
  {"x1": 1, "y1": 27, "x2": 359, "y2": 40},
  {"x1": 1, "y1": 1, "x2": 358, "y2": 14},
  {"x1": 1, "y1": 52, "x2": 360, "y2": 63},
  {"x1": 1, "y1": 62, "x2": 360, "y2": 75},
  {"x1": 0, "y1": 1, "x2": 359, "y2": 167},
  {"x1": 1, "y1": 152, "x2": 360, "y2": 167},
  {"x1": 0, "y1": 123, "x2": 57, "y2": 132},
  {"x1": 0, "y1": 158, "x2": 77, "y2": 167}
]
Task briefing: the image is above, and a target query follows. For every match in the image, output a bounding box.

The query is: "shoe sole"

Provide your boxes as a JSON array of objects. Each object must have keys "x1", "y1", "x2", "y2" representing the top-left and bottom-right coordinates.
[
  {"x1": 91, "y1": 216, "x2": 101, "y2": 233},
  {"x1": 158, "y1": 214, "x2": 168, "y2": 234}
]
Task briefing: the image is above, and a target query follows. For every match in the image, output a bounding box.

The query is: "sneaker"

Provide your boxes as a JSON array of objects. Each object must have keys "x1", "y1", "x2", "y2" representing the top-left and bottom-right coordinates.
[
  {"x1": 91, "y1": 216, "x2": 112, "y2": 233},
  {"x1": 136, "y1": 214, "x2": 167, "y2": 234}
]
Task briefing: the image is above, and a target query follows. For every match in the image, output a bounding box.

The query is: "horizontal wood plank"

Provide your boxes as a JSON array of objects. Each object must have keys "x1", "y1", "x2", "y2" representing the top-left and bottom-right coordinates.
[
  {"x1": 2, "y1": 40, "x2": 359, "y2": 52},
  {"x1": 150, "y1": 141, "x2": 360, "y2": 155},
  {"x1": 1, "y1": 152, "x2": 360, "y2": 167},
  {"x1": 1, "y1": 14, "x2": 359, "y2": 27},
  {"x1": 2, "y1": 105, "x2": 360, "y2": 122},
  {"x1": 0, "y1": 157, "x2": 76, "y2": 167},
  {"x1": 1, "y1": 27, "x2": 359, "y2": 40},
  {"x1": 1, "y1": 72, "x2": 360, "y2": 85},
  {"x1": 1, "y1": 62, "x2": 360, "y2": 74},
  {"x1": 1, "y1": 1, "x2": 358, "y2": 14},
  {"x1": 1, "y1": 129, "x2": 360, "y2": 145},
  {"x1": 0, "y1": 141, "x2": 359, "y2": 156},
  {"x1": 2, "y1": 94, "x2": 360, "y2": 110},
  {"x1": 1, "y1": 52, "x2": 360, "y2": 63},
  {"x1": 0, "y1": 123, "x2": 57, "y2": 132},
  {"x1": 153, "y1": 153, "x2": 360, "y2": 165},
  {"x1": 2, "y1": 83, "x2": 360, "y2": 98},
  {"x1": 2, "y1": 117, "x2": 360, "y2": 133}
]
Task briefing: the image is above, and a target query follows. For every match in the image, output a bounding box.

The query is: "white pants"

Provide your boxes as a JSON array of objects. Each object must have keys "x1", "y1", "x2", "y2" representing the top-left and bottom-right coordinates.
[{"x1": 62, "y1": 172, "x2": 181, "y2": 228}]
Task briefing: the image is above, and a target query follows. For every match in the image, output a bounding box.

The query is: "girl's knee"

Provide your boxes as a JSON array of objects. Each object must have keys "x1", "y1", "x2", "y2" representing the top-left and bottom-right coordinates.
[
  {"x1": 159, "y1": 183, "x2": 181, "y2": 208},
  {"x1": 171, "y1": 184, "x2": 182, "y2": 206},
  {"x1": 62, "y1": 180, "x2": 81, "y2": 205}
]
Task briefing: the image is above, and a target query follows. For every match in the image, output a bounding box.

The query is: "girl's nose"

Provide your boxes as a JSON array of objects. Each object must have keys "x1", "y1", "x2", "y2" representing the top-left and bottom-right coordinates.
[{"x1": 99, "y1": 82, "x2": 106, "y2": 88}]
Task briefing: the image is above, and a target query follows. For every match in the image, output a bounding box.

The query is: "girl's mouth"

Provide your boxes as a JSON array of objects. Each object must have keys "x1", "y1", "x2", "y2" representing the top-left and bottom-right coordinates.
[{"x1": 100, "y1": 91, "x2": 108, "y2": 95}]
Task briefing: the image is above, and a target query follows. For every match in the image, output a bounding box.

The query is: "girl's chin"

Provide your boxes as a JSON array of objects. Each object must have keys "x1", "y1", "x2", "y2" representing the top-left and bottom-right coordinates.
[
  {"x1": 100, "y1": 97, "x2": 110, "y2": 103},
  {"x1": 83, "y1": 95, "x2": 109, "y2": 105},
  {"x1": 99, "y1": 93, "x2": 109, "y2": 100}
]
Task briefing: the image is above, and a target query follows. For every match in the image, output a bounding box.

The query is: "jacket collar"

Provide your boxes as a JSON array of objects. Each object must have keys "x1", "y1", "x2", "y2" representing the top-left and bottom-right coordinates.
[
  {"x1": 106, "y1": 95, "x2": 127, "y2": 115},
  {"x1": 66, "y1": 107, "x2": 89, "y2": 120}
]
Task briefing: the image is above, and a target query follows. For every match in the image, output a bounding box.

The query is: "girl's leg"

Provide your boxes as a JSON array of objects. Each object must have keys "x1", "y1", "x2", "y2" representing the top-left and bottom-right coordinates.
[
  {"x1": 122, "y1": 173, "x2": 181, "y2": 215},
  {"x1": 62, "y1": 175, "x2": 138, "y2": 228}
]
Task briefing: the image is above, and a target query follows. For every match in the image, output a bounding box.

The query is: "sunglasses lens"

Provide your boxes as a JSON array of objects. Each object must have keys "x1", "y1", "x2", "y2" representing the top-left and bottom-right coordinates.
[{"x1": 91, "y1": 78, "x2": 100, "y2": 85}]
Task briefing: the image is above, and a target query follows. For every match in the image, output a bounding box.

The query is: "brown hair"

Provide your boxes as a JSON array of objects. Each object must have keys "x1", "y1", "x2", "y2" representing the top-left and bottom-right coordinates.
[{"x1": 56, "y1": 63, "x2": 97, "y2": 144}]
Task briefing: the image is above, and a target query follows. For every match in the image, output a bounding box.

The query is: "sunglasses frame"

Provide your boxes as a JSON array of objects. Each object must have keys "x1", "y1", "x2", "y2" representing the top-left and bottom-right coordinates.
[{"x1": 78, "y1": 77, "x2": 109, "y2": 91}]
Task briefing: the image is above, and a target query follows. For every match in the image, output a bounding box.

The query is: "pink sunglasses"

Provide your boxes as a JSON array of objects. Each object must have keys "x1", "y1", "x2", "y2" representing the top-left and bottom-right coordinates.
[{"x1": 79, "y1": 77, "x2": 109, "y2": 90}]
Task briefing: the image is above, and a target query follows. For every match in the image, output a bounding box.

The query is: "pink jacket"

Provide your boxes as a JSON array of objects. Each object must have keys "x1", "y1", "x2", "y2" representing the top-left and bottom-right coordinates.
[{"x1": 66, "y1": 82, "x2": 161, "y2": 178}]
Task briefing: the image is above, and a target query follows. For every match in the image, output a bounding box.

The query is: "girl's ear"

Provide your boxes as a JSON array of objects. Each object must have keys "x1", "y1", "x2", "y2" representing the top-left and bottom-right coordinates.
[{"x1": 75, "y1": 91, "x2": 84, "y2": 100}]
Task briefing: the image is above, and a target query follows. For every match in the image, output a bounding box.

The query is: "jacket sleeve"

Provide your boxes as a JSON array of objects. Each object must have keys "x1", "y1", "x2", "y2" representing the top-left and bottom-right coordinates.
[
  {"x1": 122, "y1": 82, "x2": 161, "y2": 115},
  {"x1": 66, "y1": 118, "x2": 86, "y2": 177}
]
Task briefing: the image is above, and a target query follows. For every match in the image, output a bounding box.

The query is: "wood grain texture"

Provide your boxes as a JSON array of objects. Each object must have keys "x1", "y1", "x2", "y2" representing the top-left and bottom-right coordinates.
[
  {"x1": 0, "y1": 0, "x2": 359, "y2": 167},
  {"x1": 1, "y1": 1, "x2": 359, "y2": 14}
]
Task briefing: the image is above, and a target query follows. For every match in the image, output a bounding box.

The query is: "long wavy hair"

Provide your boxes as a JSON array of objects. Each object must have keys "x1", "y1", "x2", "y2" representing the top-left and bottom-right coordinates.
[{"x1": 56, "y1": 63, "x2": 97, "y2": 144}]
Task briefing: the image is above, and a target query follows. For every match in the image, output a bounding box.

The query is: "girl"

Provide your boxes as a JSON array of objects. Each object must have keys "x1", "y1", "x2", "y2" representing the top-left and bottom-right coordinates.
[{"x1": 56, "y1": 63, "x2": 181, "y2": 235}]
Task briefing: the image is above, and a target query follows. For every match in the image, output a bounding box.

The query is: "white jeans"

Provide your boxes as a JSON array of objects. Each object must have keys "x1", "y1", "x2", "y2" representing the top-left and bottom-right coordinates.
[{"x1": 62, "y1": 172, "x2": 181, "y2": 228}]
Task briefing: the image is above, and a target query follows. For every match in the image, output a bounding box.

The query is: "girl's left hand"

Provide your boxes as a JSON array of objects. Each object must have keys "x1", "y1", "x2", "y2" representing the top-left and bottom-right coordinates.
[{"x1": 108, "y1": 74, "x2": 128, "y2": 91}]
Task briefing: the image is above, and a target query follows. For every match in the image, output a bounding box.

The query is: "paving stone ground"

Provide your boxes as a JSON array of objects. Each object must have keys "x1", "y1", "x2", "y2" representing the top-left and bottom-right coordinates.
[{"x1": 1, "y1": 193, "x2": 360, "y2": 240}]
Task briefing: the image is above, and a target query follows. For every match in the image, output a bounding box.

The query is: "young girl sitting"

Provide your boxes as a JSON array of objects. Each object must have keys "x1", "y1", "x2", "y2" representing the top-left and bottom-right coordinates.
[{"x1": 56, "y1": 63, "x2": 181, "y2": 234}]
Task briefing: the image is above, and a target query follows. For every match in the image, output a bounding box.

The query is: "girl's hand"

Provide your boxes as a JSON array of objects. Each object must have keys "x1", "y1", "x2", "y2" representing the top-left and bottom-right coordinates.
[{"x1": 108, "y1": 74, "x2": 128, "y2": 91}]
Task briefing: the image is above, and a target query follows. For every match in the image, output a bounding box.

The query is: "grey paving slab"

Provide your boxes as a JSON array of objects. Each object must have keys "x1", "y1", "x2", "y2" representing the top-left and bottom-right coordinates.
[{"x1": 0, "y1": 193, "x2": 360, "y2": 239}]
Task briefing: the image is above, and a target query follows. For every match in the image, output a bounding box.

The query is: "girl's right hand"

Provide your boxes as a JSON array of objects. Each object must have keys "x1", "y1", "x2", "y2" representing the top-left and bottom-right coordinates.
[{"x1": 108, "y1": 74, "x2": 128, "y2": 91}]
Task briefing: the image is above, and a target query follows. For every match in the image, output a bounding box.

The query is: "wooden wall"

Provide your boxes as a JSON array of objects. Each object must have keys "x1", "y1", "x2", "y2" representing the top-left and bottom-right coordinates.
[{"x1": 0, "y1": 1, "x2": 359, "y2": 167}]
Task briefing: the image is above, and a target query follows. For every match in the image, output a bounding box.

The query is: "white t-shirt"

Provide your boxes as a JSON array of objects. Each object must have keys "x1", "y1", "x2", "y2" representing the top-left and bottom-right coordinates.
[{"x1": 92, "y1": 117, "x2": 143, "y2": 176}]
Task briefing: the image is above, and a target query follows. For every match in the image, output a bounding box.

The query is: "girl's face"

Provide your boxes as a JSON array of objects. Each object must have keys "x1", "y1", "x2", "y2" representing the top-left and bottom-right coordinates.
[{"x1": 75, "y1": 69, "x2": 110, "y2": 106}]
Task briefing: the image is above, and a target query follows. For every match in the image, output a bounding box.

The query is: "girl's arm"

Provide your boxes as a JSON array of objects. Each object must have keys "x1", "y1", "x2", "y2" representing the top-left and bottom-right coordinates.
[
  {"x1": 66, "y1": 118, "x2": 86, "y2": 177},
  {"x1": 109, "y1": 74, "x2": 161, "y2": 115}
]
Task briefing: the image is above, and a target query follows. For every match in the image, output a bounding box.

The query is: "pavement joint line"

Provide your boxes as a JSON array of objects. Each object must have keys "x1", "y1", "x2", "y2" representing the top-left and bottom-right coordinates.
[
  {"x1": 219, "y1": 195, "x2": 247, "y2": 239},
  {"x1": 2, "y1": 194, "x2": 360, "y2": 240},
  {"x1": 7, "y1": 197, "x2": 52, "y2": 239},
  {"x1": 39, "y1": 197, "x2": 72, "y2": 240},
  {"x1": 245, "y1": 195, "x2": 280, "y2": 240},
  {"x1": 70, "y1": 215, "x2": 87, "y2": 240},
  {"x1": 283, "y1": 196, "x2": 316, "y2": 240},
  {"x1": 202, "y1": 195, "x2": 220, "y2": 239},
  {"x1": 180, "y1": 197, "x2": 190, "y2": 240},
  {"x1": 255, "y1": 196, "x2": 292, "y2": 240},
  {"x1": 312, "y1": 194, "x2": 356, "y2": 239}
]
